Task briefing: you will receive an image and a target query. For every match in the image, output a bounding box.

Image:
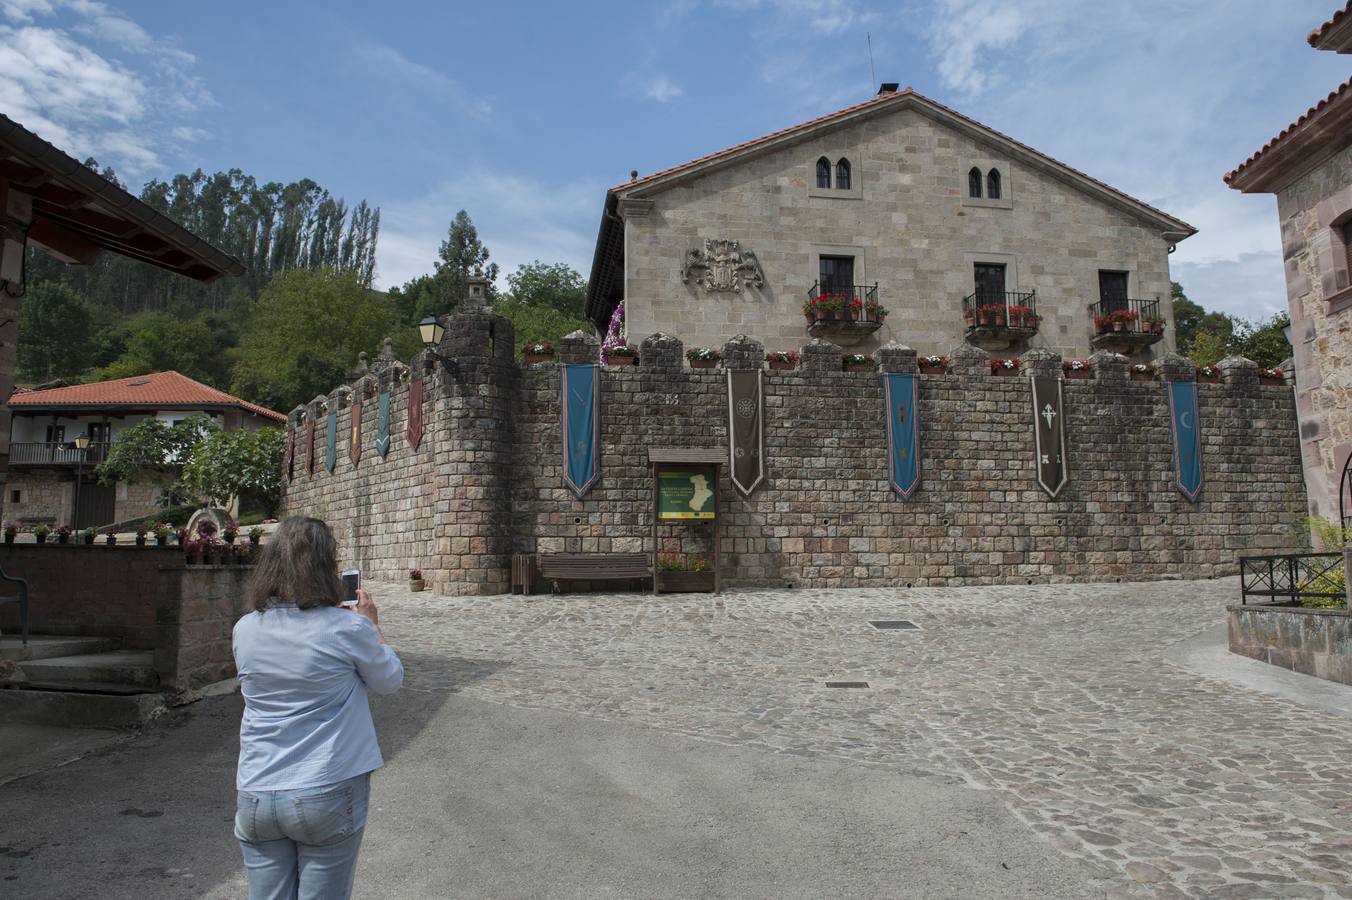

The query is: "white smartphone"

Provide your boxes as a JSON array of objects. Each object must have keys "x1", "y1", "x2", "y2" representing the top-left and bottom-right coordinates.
[{"x1": 340, "y1": 569, "x2": 360, "y2": 607}]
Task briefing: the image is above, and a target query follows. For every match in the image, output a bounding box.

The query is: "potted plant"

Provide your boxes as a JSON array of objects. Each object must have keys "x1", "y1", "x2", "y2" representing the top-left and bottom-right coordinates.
[
  {"x1": 1130, "y1": 363, "x2": 1155, "y2": 382},
  {"x1": 3, "y1": 523, "x2": 15, "y2": 545},
  {"x1": 55, "y1": 525, "x2": 72, "y2": 544},
  {"x1": 1062, "y1": 359, "x2": 1093, "y2": 380},
  {"x1": 686, "y1": 347, "x2": 721, "y2": 369},
  {"x1": 249, "y1": 526, "x2": 264, "y2": 546},
  {"x1": 1259, "y1": 367, "x2": 1285, "y2": 385},
  {"x1": 1018, "y1": 308, "x2": 1041, "y2": 329},
  {"x1": 134, "y1": 524, "x2": 148, "y2": 546},
  {"x1": 831, "y1": 293, "x2": 851, "y2": 321},
  {"x1": 154, "y1": 523, "x2": 172, "y2": 547},
  {"x1": 409, "y1": 568, "x2": 426, "y2": 592},
  {"x1": 196, "y1": 519, "x2": 218, "y2": 543},
  {"x1": 990, "y1": 357, "x2": 1021, "y2": 376},
  {"x1": 847, "y1": 296, "x2": 864, "y2": 320},
  {"x1": 842, "y1": 353, "x2": 875, "y2": 373},
  {"x1": 865, "y1": 300, "x2": 887, "y2": 323},
  {"x1": 655, "y1": 552, "x2": 715, "y2": 592},
  {"x1": 608, "y1": 344, "x2": 638, "y2": 366},
  {"x1": 222, "y1": 523, "x2": 238, "y2": 545},
  {"x1": 1196, "y1": 364, "x2": 1220, "y2": 384},
  {"x1": 1110, "y1": 310, "x2": 1127, "y2": 332},
  {"x1": 965, "y1": 309, "x2": 976, "y2": 329},
  {"x1": 918, "y1": 355, "x2": 947, "y2": 374},
  {"x1": 1093, "y1": 314, "x2": 1110, "y2": 334},
  {"x1": 33, "y1": 524, "x2": 49, "y2": 544},
  {"x1": 989, "y1": 306, "x2": 1007, "y2": 329},
  {"x1": 1146, "y1": 314, "x2": 1166, "y2": 335},
  {"x1": 183, "y1": 538, "x2": 202, "y2": 565},
  {"x1": 104, "y1": 526, "x2": 118, "y2": 546},
  {"x1": 524, "y1": 341, "x2": 556, "y2": 364},
  {"x1": 765, "y1": 350, "x2": 799, "y2": 371}
]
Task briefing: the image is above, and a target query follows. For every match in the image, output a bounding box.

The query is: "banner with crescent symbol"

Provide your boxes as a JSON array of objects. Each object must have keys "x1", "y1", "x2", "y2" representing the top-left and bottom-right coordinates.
[
  {"x1": 727, "y1": 369, "x2": 765, "y2": 496},
  {"x1": 283, "y1": 420, "x2": 294, "y2": 482},
  {"x1": 1031, "y1": 375, "x2": 1068, "y2": 498},
  {"x1": 882, "y1": 372, "x2": 920, "y2": 499},
  {"x1": 407, "y1": 374, "x2": 424, "y2": 451},
  {"x1": 560, "y1": 363, "x2": 601, "y2": 497},
  {"x1": 324, "y1": 408, "x2": 337, "y2": 474},
  {"x1": 349, "y1": 395, "x2": 362, "y2": 465},
  {"x1": 305, "y1": 417, "x2": 315, "y2": 475},
  {"x1": 1167, "y1": 381, "x2": 1203, "y2": 501},
  {"x1": 376, "y1": 388, "x2": 391, "y2": 459}
]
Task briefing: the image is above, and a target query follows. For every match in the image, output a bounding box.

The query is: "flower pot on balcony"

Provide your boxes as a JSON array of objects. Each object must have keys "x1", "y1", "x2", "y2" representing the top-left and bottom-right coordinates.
[
  {"x1": 965, "y1": 314, "x2": 976, "y2": 329},
  {"x1": 105, "y1": 536, "x2": 116, "y2": 546},
  {"x1": 1113, "y1": 322, "x2": 1124, "y2": 332},
  {"x1": 832, "y1": 309, "x2": 847, "y2": 322},
  {"x1": 977, "y1": 311, "x2": 991, "y2": 327}
]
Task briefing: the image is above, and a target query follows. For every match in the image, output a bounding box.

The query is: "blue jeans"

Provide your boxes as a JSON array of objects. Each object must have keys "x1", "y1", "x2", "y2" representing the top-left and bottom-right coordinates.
[{"x1": 235, "y1": 772, "x2": 371, "y2": 900}]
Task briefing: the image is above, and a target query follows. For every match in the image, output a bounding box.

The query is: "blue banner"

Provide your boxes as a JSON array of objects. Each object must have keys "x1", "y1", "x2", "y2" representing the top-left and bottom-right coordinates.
[
  {"x1": 883, "y1": 373, "x2": 920, "y2": 499},
  {"x1": 376, "y1": 389, "x2": 391, "y2": 459},
  {"x1": 324, "y1": 408, "x2": 337, "y2": 474},
  {"x1": 560, "y1": 363, "x2": 601, "y2": 497},
  {"x1": 1167, "y1": 381, "x2": 1203, "y2": 502}
]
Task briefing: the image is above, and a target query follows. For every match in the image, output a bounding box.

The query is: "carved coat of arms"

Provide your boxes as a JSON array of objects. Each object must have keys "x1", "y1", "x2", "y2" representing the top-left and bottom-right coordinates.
[{"x1": 681, "y1": 239, "x2": 764, "y2": 293}]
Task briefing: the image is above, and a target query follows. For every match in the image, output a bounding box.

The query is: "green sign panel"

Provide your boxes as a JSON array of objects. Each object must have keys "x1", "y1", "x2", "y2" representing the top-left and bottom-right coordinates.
[{"x1": 657, "y1": 469, "x2": 716, "y2": 520}]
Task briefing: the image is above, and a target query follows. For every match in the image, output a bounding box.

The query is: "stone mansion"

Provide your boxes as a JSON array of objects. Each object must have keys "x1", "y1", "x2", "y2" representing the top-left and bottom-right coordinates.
[{"x1": 586, "y1": 86, "x2": 1195, "y2": 359}]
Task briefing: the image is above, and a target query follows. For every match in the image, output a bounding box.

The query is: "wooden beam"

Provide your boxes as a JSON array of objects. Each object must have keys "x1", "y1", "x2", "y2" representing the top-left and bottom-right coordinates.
[{"x1": 27, "y1": 218, "x2": 102, "y2": 265}]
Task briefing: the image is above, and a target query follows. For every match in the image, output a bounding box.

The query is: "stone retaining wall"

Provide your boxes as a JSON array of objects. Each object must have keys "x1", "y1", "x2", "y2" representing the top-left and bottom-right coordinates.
[
  {"x1": 1228, "y1": 603, "x2": 1352, "y2": 686},
  {"x1": 280, "y1": 311, "x2": 1308, "y2": 595}
]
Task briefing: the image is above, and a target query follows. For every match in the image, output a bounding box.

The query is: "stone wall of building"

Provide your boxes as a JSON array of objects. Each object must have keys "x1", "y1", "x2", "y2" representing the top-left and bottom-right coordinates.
[
  {"x1": 281, "y1": 314, "x2": 1306, "y2": 595},
  {"x1": 5, "y1": 470, "x2": 70, "y2": 525},
  {"x1": 620, "y1": 104, "x2": 1178, "y2": 360},
  {"x1": 1276, "y1": 144, "x2": 1352, "y2": 524}
]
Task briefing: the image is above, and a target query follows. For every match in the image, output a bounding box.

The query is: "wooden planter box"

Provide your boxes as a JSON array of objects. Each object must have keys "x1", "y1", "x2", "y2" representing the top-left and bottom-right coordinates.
[
  {"x1": 917, "y1": 364, "x2": 946, "y2": 375},
  {"x1": 768, "y1": 361, "x2": 796, "y2": 371},
  {"x1": 1197, "y1": 373, "x2": 1219, "y2": 384},
  {"x1": 992, "y1": 367, "x2": 1020, "y2": 376},
  {"x1": 1259, "y1": 376, "x2": 1285, "y2": 386},
  {"x1": 656, "y1": 570, "x2": 715, "y2": 593},
  {"x1": 608, "y1": 355, "x2": 638, "y2": 366},
  {"x1": 689, "y1": 359, "x2": 719, "y2": 369},
  {"x1": 1064, "y1": 370, "x2": 1093, "y2": 380},
  {"x1": 843, "y1": 364, "x2": 874, "y2": 373},
  {"x1": 525, "y1": 354, "x2": 555, "y2": 364}
]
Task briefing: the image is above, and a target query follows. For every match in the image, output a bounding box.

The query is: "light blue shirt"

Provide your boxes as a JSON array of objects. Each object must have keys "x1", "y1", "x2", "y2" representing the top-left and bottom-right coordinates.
[{"x1": 233, "y1": 605, "x2": 404, "y2": 791}]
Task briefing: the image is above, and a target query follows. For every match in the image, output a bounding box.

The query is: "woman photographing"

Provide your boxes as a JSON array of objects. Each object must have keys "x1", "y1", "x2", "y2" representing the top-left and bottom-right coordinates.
[{"x1": 232, "y1": 516, "x2": 404, "y2": 899}]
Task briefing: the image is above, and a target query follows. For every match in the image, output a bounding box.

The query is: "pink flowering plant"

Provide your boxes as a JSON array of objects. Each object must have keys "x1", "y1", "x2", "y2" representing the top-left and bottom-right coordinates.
[{"x1": 600, "y1": 301, "x2": 626, "y2": 365}]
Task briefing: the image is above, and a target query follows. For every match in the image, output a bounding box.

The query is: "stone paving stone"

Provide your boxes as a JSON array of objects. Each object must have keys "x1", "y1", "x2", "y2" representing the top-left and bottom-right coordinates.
[{"x1": 374, "y1": 577, "x2": 1352, "y2": 898}]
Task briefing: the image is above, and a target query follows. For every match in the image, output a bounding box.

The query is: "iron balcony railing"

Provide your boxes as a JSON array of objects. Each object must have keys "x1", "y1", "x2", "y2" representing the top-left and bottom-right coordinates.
[
  {"x1": 806, "y1": 282, "x2": 879, "y2": 303},
  {"x1": 1238, "y1": 552, "x2": 1345, "y2": 605},
  {"x1": 8, "y1": 441, "x2": 111, "y2": 466},
  {"x1": 1088, "y1": 297, "x2": 1162, "y2": 334},
  {"x1": 961, "y1": 290, "x2": 1038, "y2": 327}
]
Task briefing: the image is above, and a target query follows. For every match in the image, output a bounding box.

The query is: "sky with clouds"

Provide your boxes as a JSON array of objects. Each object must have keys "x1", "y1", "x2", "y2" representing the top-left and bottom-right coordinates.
[{"x1": 1, "y1": 0, "x2": 1348, "y2": 321}]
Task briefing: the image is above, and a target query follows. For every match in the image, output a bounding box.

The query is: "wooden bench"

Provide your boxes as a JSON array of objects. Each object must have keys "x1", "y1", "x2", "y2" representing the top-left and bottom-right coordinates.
[{"x1": 536, "y1": 553, "x2": 650, "y2": 593}]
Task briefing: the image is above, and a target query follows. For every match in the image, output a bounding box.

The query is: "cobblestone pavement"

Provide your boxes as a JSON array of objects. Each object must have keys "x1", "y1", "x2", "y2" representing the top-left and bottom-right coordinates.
[{"x1": 375, "y1": 578, "x2": 1352, "y2": 899}]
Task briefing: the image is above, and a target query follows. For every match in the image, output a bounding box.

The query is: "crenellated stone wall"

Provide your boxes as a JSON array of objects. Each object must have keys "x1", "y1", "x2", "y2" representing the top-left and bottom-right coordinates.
[{"x1": 282, "y1": 311, "x2": 1307, "y2": 595}]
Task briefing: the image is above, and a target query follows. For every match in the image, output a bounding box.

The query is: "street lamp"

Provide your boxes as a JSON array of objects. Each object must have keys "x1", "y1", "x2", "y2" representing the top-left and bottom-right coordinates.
[
  {"x1": 418, "y1": 316, "x2": 459, "y2": 380},
  {"x1": 70, "y1": 433, "x2": 90, "y2": 529}
]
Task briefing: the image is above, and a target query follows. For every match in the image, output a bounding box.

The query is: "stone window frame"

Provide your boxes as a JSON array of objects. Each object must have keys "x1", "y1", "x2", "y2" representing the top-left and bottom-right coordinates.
[
  {"x1": 1314, "y1": 186, "x2": 1352, "y2": 311},
  {"x1": 960, "y1": 158, "x2": 1012, "y2": 210},
  {"x1": 808, "y1": 152, "x2": 862, "y2": 200},
  {"x1": 809, "y1": 243, "x2": 869, "y2": 294},
  {"x1": 963, "y1": 250, "x2": 1020, "y2": 296}
]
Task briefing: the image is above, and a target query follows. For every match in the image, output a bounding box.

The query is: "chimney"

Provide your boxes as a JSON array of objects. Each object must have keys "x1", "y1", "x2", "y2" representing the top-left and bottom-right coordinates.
[{"x1": 877, "y1": 82, "x2": 900, "y2": 95}]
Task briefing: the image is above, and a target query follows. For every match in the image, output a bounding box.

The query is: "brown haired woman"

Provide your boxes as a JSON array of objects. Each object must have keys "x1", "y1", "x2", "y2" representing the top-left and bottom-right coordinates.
[{"x1": 231, "y1": 516, "x2": 403, "y2": 899}]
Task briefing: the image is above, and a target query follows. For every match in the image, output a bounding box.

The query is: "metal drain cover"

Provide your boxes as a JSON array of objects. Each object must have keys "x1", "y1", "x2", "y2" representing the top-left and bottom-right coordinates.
[
  {"x1": 870, "y1": 620, "x2": 918, "y2": 630},
  {"x1": 824, "y1": 681, "x2": 870, "y2": 689}
]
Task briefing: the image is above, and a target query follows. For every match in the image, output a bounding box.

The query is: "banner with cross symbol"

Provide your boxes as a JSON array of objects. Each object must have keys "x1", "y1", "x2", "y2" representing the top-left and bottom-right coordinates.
[{"x1": 1031, "y1": 374, "x2": 1068, "y2": 498}]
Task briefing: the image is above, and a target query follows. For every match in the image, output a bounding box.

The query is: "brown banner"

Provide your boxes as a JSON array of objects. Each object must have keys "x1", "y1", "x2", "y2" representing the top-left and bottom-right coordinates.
[
  {"x1": 284, "y1": 421, "x2": 294, "y2": 482},
  {"x1": 407, "y1": 374, "x2": 424, "y2": 451},
  {"x1": 305, "y1": 418, "x2": 315, "y2": 475},
  {"x1": 727, "y1": 369, "x2": 765, "y2": 496},
  {"x1": 350, "y1": 396, "x2": 362, "y2": 465},
  {"x1": 1031, "y1": 375, "x2": 1068, "y2": 498}
]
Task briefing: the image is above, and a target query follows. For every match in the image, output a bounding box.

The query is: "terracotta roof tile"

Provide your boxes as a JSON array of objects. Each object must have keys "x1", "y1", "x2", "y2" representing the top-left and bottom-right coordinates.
[
  {"x1": 1224, "y1": 76, "x2": 1352, "y2": 185},
  {"x1": 614, "y1": 87, "x2": 1193, "y2": 233},
  {"x1": 8, "y1": 371, "x2": 286, "y2": 422},
  {"x1": 1309, "y1": 1, "x2": 1352, "y2": 47}
]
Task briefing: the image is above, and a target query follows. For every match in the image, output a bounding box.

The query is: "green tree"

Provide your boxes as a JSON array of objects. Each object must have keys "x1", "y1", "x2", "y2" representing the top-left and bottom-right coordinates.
[
  {"x1": 232, "y1": 269, "x2": 401, "y2": 412},
  {"x1": 1186, "y1": 328, "x2": 1232, "y2": 366},
  {"x1": 493, "y1": 297, "x2": 591, "y2": 359},
  {"x1": 504, "y1": 261, "x2": 586, "y2": 317},
  {"x1": 17, "y1": 282, "x2": 94, "y2": 381},
  {"x1": 95, "y1": 413, "x2": 219, "y2": 486},
  {"x1": 396, "y1": 210, "x2": 501, "y2": 323},
  {"x1": 181, "y1": 426, "x2": 285, "y2": 515},
  {"x1": 1230, "y1": 312, "x2": 1292, "y2": 368},
  {"x1": 93, "y1": 311, "x2": 223, "y2": 385}
]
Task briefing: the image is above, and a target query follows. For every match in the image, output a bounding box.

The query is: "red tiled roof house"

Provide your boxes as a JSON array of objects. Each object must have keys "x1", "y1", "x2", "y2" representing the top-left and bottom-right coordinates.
[{"x1": 5, "y1": 371, "x2": 284, "y2": 529}]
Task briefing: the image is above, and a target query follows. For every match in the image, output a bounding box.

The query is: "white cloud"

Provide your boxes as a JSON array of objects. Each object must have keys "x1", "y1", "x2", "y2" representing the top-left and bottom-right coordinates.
[
  {"x1": 0, "y1": 0, "x2": 208, "y2": 175},
  {"x1": 717, "y1": 0, "x2": 876, "y2": 36},
  {"x1": 644, "y1": 76, "x2": 684, "y2": 103},
  {"x1": 926, "y1": 0, "x2": 1031, "y2": 95},
  {"x1": 351, "y1": 38, "x2": 492, "y2": 117},
  {"x1": 375, "y1": 168, "x2": 604, "y2": 293}
]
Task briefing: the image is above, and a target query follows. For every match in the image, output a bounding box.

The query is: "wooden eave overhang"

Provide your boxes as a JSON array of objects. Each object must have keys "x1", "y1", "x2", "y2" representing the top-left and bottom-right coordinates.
[
  {"x1": 1310, "y1": 2, "x2": 1352, "y2": 52},
  {"x1": 1225, "y1": 78, "x2": 1352, "y2": 194},
  {"x1": 0, "y1": 114, "x2": 244, "y2": 282}
]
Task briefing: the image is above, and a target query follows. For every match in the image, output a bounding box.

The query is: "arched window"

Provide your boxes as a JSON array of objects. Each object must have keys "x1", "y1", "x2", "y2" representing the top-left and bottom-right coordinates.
[
  {"x1": 816, "y1": 157, "x2": 831, "y2": 189},
  {"x1": 835, "y1": 158, "x2": 851, "y2": 190},
  {"x1": 968, "y1": 167, "x2": 982, "y2": 198},
  {"x1": 987, "y1": 168, "x2": 1001, "y2": 200}
]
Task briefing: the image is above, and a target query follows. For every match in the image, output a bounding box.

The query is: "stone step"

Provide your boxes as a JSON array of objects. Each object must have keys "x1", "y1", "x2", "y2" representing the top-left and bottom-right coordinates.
[
  {"x1": 0, "y1": 635, "x2": 119, "y2": 662},
  {"x1": 19, "y1": 651, "x2": 158, "y2": 688},
  {"x1": 0, "y1": 686, "x2": 167, "y2": 729}
]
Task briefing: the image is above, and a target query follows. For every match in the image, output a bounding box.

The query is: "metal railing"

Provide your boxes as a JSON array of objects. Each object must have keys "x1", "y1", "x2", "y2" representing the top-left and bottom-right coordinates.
[
  {"x1": 1238, "y1": 552, "x2": 1345, "y2": 605},
  {"x1": 8, "y1": 442, "x2": 111, "y2": 466},
  {"x1": 1087, "y1": 297, "x2": 1161, "y2": 334},
  {"x1": 806, "y1": 282, "x2": 878, "y2": 303},
  {"x1": 961, "y1": 290, "x2": 1038, "y2": 326}
]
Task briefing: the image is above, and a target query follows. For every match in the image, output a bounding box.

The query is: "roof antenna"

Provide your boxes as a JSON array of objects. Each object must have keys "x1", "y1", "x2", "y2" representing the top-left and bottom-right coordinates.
[{"x1": 867, "y1": 32, "x2": 876, "y2": 92}]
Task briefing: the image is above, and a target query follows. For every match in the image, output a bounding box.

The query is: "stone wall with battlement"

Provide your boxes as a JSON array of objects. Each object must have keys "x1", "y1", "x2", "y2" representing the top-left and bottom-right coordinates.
[{"x1": 281, "y1": 311, "x2": 1307, "y2": 595}]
